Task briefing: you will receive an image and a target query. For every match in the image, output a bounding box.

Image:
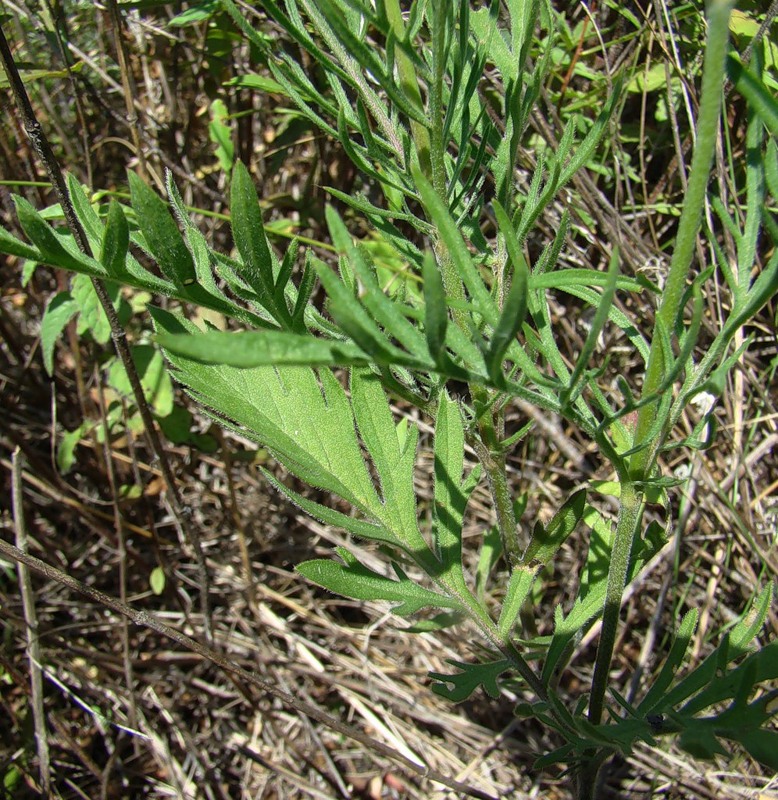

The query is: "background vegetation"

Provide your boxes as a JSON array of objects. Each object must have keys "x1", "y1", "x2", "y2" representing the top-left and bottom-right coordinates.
[{"x1": 0, "y1": 1, "x2": 776, "y2": 798}]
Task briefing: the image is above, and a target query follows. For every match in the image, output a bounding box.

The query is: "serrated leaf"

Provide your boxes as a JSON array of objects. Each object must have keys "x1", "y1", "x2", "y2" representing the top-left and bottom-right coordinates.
[
  {"x1": 351, "y1": 368, "x2": 416, "y2": 535},
  {"x1": 40, "y1": 291, "x2": 78, "y2": 375},
  {"x1": 151, "y1": 306, "x2": 381, "y2": 513},
  {"x1": 298, "y1": 548, "x2": 459, "y2": 616},
  {"x1": 429, "y1": 658, "x2": 511, "y2": 702},
  {"x1": 230, "y1": 161, "x2": 290, "y2": 324},
  {"x1": 679, "y1": 641, "x2": 778, "y2": 718},
  {"x1": 128, "y1": 172, "x2": 195, "y2": 286},
  {"x1": 13, "y1": 196, "x2": 99, "y2": 273},
  {"x1": 156, "y1": 328, "x2": 371, "y2": 367},
  {"x1": 100, "y1": 200, "x2": 130, "y2": 276}
]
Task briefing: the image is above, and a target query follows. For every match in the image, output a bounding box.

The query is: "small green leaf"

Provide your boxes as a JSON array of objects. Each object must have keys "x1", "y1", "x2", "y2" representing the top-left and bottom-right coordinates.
[
  {"x1": 108, "y1": 345, "x2": 174, "y2": 417},
  {"x1": 149, "y1": 566, "x2": 166, "y2": 596},
  {"x1": 209, "y1": 99, "x2": 234, "y2": 172},
  {"x1": 57, "y1": 421, "x2": 90, "y2": 474},
  {"x1": 498, "y1": 565, "x2": 540, "y2": 639},
  {"x1": 168, "y1": 0, "x2": 219, "y2": 25},
  {"x1": 730, "y1": 583, "x2": 773, "y2": 655},
  {"x1": 429, "y1": 658, "x2": 511, "y2": 702},
  {"x1": 405, "y1": 611, "x2": 465, "y2": 633},
  {"x1": 225, "y1": 72, "x2": 286, "y2": 94},
  {"x1": 522, "y1": 489, "x2": 586, "y2": 567},
  {"x1": 297, "y1": 548, "x2": 460, "y2": 616},
  {"x1": 40, "y1": 291, "x2": 78, "y2": 375},
  {"x1": 626, "y1": 62, "x2": 668, "y2": 93},
  {"x1": 72, "y1": 273, "x2": 113, "y2": 344},
  {"x1": 422, "y1": 249, "x2": 449, "y2": 363},
  {"x1": 0, "y1": 225, "x2": 42, "y2": 261},
  {"x1": 119, "y1": 484, "x2": 143, "y2": 500}
]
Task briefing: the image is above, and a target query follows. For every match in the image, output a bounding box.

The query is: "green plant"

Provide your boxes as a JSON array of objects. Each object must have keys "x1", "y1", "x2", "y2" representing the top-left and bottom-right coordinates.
[{"x1": 1, "y1": 0, "x2": 777, "y2": 797}]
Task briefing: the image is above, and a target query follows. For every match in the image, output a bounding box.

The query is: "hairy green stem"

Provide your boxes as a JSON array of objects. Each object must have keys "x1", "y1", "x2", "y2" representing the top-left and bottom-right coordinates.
[
  {"x1": 576, "y1": 750, "x2": 609, "y2": 800},
  {"x1": 588, "y1": 481, "x2": 644, "y2": 726},
  {"x1": 630, "y1": 0, "x2": 734, "y2": 480},
  {"x1": 474, "y1": 437, "x2": 523, "y2": 569}
]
